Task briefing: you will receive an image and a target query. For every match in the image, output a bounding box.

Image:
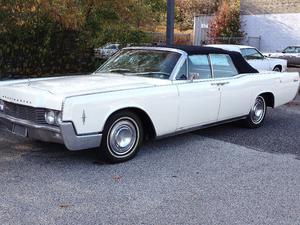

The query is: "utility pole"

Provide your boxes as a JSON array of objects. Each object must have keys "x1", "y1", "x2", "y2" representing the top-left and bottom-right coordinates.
[{"x1": 166, "y1": 0, "x2": 175, "y2": 46}]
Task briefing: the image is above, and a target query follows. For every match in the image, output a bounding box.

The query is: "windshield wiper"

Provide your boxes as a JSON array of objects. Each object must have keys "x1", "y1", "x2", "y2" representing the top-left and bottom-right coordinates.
[
  {"x1": 137, "y1": 72, "x2": 170, "y2": 79},
  {"x1": 108, "y1": 68, "x2": 132, "y2": 74}
]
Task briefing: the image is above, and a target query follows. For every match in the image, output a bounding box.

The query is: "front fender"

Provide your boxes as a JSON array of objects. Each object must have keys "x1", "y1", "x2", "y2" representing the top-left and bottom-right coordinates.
[{"x1": 62, "y1": 86, "x2": 179, "y2": 136}]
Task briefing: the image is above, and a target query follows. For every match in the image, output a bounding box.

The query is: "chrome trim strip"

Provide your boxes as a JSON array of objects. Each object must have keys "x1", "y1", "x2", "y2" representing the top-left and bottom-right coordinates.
[
  {"x1": 123, "y1": 46, "x2": 187, "y2": 55},
  {"x1": 0, "y1": 112, "x2": 60, "y2": 133},
  {"x1": 170, "y1": 54, "x2": 188, "y2": 80},
  {"x1": 208, "y1": 54, "x2": 215, "y2": 79},
  {"x1": 60, "y1": 122, "x2": 102, "y2": 151},
  {"x1": 156, "y1": 115, "x2": 248, "y2": 139},
  {"x1": 62, "y1": 82, "x2": 174, "y2": 100}
]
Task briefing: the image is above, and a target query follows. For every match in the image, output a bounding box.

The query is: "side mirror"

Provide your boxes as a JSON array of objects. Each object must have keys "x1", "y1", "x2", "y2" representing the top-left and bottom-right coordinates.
[
  {"x1": 189, "y1": 73, "x2": 199, "y2": 82},
  {"x1": 189, "y1": 73, "x2": 196, "y2": 82}
]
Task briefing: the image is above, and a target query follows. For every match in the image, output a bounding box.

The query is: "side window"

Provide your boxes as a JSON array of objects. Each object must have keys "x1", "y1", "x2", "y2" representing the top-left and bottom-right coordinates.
[
  {"x1": 210, "y1": 54, "x2": 238, "y2": 78},
  {"x1": 284, "y1": 46, "x2": 296, "y2": 53},
  {"x1": 188, "y1": 55, "x2": 212, "y2": 79},
  {"x1": 176, "y1": 61, "x2": 188, "y2": 80},
  {"x1": 241, "y1": 48, "x2": 264, "y2": 60}
]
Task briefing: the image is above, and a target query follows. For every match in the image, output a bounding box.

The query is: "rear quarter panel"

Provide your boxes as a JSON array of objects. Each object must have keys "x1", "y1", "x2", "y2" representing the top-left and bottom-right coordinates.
[
  {"x1": 273, "y1": 72, "x2": 299, "y2": 106},
  {"x1": 247, "y1": 72, "x2": 299, "y2": 107}
]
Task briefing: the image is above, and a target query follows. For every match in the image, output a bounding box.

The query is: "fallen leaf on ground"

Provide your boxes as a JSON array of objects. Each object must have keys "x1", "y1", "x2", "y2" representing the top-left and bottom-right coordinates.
[{"x1": 113, "y1": 176, "x2": 122, "y2": 182}]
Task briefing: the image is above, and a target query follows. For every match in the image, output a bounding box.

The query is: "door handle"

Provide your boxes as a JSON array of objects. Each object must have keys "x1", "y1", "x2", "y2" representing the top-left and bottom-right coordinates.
[{"x1": 211, "y1": 82, "x2": 229, "y2": 86}]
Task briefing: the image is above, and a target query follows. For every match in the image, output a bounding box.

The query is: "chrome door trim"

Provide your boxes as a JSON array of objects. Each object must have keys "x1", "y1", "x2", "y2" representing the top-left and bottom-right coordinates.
[{"x1": 156, "y1": 115, "x2": 247, "y2": 139}]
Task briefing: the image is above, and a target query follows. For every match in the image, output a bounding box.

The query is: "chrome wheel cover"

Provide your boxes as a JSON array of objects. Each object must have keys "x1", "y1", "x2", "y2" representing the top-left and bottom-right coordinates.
[
  {"x1": 273, "y1": 67, "x2": 281, "y2": 72},
  {"x1": 107, "y1": 117, "x2": 139, "y2": 157},
  {"x1": 250, "y1": 97, "x2": 266, "y2": 124}
]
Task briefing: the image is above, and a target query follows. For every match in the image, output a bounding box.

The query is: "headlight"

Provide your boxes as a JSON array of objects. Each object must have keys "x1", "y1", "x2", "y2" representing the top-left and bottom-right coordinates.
[
  {"x1": 45, "y1": 110, "x2": 63, "y2": 126},
  {"x1": 0, "y1": 100, "x2": 4, "y2": 111},
  {"x1": 55, "y1": 112, "x2": 62, "y2": 125},
  {"x1": 45, "y1": 110, "x2": 56, "y2": 125}
]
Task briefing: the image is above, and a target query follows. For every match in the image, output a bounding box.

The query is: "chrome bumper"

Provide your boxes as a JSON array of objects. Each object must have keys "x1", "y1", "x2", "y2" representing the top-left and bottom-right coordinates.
[{"x1": 0, "y1": 113, "x2": 102, "y2": 151}]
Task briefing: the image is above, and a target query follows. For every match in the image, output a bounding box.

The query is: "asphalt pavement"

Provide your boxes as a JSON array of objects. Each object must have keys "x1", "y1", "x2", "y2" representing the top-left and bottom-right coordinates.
[{"x1": 195, "y1": 102, "x2": 300, "y2": 158}]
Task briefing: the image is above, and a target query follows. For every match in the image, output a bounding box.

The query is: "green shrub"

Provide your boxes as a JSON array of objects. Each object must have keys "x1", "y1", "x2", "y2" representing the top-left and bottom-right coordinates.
[
  {"x1": 0, "y1": 0, "x2": 162, "y2": 78},
  {"x1": 208, "y1": 0, "x2": 244, "y2": 44}
]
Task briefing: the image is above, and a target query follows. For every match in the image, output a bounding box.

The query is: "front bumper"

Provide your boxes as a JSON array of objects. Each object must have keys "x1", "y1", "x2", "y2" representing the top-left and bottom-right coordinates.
[{"x1": 0, "y1": 113, "x2": 102, "y2": 151}]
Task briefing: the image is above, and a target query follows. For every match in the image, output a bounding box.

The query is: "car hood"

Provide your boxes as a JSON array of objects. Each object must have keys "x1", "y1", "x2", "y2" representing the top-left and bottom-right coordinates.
[
  {"x1": 0, "y1": 73, "x2": 171, "y2": 110},
  {"x1": 6, "y1": 74, "x2": 171, "y2": 94}
]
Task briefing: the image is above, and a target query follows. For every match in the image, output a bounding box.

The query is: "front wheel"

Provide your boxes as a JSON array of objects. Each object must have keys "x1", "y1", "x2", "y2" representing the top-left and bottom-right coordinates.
[
  {"x1": 244, "y1": 96, "x2": 267, "y2": 128},
  {"x1": 99, "y1": 111, "x2": 144, "y2": 163},
  {"x1": 273, "y1": 66, "x2": 281, "y2": 72}
]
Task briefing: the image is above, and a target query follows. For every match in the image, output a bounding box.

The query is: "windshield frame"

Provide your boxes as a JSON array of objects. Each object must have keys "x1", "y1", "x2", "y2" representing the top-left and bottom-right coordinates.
[{"x1": 94, "y1": 47, "x2": 188, "y2": 81}]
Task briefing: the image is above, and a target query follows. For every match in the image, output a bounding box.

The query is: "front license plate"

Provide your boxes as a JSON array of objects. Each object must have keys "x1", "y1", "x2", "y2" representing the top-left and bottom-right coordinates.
[{"x1": 12, "y1": 124, "x2": 28, "y2": 137}]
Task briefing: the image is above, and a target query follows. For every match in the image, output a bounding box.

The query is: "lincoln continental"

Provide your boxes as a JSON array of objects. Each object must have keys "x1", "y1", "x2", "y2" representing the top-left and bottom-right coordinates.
[{"x1": 0, "y1": 46, "x2": 299, "y2": 163}]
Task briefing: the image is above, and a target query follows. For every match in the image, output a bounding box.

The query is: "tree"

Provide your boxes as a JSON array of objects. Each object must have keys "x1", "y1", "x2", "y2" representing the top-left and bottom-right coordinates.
[
  {"x1": 208, "y1": 0, "x2": 244, "y2": 43},
  {"x1": 0, "y1": 0, "x2": 166, "y2": 77},
  {"x1": 175, "y1": 0, "x2": 220, "y2": 31}
]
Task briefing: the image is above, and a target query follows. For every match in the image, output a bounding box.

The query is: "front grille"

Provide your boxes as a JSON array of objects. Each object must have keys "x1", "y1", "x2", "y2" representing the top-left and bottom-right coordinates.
[{"x1": 2, "y1": 101, "x2": 47, "y2": 125}]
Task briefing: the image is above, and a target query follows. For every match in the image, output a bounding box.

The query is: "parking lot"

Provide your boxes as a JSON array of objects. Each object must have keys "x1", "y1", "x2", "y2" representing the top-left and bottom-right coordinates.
[{"x1": 0, "y1": 68, "x2": 300, "y2": 225}]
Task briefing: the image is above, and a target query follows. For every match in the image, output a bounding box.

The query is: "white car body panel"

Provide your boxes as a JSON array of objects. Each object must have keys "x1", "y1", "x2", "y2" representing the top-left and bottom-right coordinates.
[
  {"x1": 216, "y1": 75, "x2": 253, "y2": 120},
  {"x1": 62, "y1": 80, "x2": 179, "y2": 136},
  {"x1": 175, "y1": 79, "x2": 220, "y2": 129},
  {"x1": 207, "y1": 44, "x2": 288, "y2": 72}
]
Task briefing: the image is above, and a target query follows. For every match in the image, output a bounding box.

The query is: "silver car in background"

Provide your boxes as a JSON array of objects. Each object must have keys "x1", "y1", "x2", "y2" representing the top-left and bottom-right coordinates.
[{"x1": 265, "y1": 46, "x2": 300, "y2": 66}]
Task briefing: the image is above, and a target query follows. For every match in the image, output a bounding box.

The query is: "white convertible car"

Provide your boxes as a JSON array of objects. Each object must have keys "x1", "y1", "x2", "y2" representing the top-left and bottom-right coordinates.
[
  {"x1": 0, "y1": 46, "x2": 299, "y2": 163},
  {"x1": 207, "y1": 44, "x2": 288, "y2": 72}
]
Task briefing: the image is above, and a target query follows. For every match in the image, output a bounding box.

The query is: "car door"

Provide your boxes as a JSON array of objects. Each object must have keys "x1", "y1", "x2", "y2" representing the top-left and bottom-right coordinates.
[
  {"x1": 241, "y1": 48, "x2": 269, "y2": 71},
  {"x1": 175, "y1": 55, "x2": 221, "y2": 130},
  {"x1": 209, "y1": 54, "x2": 253, "y2": 121}
]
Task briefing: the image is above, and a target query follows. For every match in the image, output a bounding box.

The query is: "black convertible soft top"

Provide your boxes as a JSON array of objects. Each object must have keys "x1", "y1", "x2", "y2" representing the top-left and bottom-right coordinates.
[{"x1": 173, "y1": 46, "x2": 259, "y2": 74}]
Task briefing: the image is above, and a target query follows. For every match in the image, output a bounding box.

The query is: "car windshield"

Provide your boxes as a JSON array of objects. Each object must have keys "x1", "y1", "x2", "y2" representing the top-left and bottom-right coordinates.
[{"x1": 96, "y1": 49, "x2": 181, "y2": 79}]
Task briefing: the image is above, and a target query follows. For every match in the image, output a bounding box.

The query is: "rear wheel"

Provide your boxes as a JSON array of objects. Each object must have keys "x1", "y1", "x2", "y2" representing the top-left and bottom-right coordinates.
[
  {"x1": 244, "y1": 96, "x2": 267, "y2": 128},
  {"x1": 99, "y1": 111, "x2": 143, "y2": 163}
]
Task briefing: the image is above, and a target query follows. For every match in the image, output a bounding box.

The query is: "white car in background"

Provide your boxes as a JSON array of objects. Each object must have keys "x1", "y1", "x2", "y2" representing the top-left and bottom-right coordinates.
[
  {"x1": 94, "y1": 43, "x2": 120, "y2": 59},
  {"x1": 207, "y1": 44, "x2": 287, "y2": 72}
]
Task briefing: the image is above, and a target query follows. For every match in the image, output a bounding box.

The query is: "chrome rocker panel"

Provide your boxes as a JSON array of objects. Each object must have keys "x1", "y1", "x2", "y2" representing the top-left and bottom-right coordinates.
[{"x1": 0, "y1": 113, "x2": 102, "y2": 151}]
